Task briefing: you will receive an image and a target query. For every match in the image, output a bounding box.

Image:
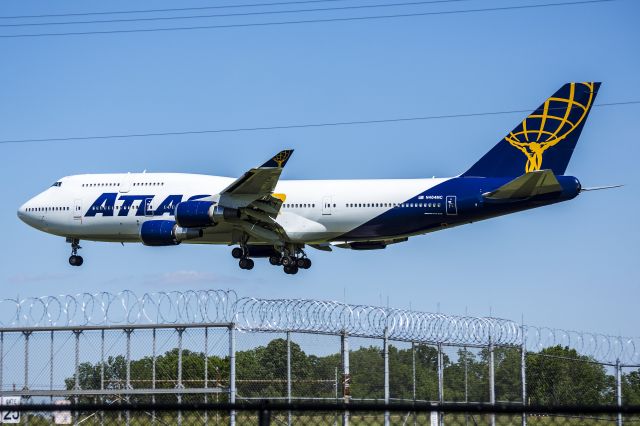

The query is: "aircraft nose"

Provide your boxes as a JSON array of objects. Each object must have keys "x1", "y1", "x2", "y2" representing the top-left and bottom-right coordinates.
[{"x1": 17, "y1": 202, "x2": 27, "y2": 222}]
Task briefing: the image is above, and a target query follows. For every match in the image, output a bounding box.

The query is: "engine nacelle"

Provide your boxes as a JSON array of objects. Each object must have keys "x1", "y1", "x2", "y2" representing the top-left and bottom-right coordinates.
[
  {"x1": 140, "y1": 220, "x2": 203, "y2": 246},
  {"x1": 174, "y1": 201, "x2": 240, "y2": 228}
]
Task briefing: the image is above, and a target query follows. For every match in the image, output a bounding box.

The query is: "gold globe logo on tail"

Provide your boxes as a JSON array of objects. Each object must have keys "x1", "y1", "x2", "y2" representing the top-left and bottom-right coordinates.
[
  {"x1": 505, "y1": 82, "x2": 595, "y2": 173},
  {"x1": 272, "y1": 150, "x2": 292, "y2": 167}
]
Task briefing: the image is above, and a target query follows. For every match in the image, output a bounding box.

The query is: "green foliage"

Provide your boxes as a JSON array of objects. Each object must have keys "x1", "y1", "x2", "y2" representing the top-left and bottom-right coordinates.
[
  {"x1": 623, "y1": 370, "x2": 640, "y2": 405},
  {"x1": 65, "y1": 339, "x2": 634, "y2": 406},
  {"x1": 526, "y1": 345, "x2": 614, "y2": 405}
]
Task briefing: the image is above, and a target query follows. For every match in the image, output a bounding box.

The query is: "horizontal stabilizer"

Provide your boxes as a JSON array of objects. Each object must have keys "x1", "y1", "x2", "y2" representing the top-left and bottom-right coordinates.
[{"x1": 483, "y1": 170, "x2": 562, "y2": 202}]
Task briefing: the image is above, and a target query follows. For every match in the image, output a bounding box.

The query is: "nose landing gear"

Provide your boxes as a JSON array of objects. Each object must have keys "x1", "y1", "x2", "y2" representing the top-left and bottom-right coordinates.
[{"x1": 67, "y1": 238, "x2": 83, "y2": 267}]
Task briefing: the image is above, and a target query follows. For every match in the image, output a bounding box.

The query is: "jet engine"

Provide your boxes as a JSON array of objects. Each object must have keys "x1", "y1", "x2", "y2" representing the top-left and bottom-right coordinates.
[
  {"x1": 174, "y1": 201, "x2": 240, "y2": 228},
  {"x1": 140, "y1": 220, "x2": 203, "y2": 246}
]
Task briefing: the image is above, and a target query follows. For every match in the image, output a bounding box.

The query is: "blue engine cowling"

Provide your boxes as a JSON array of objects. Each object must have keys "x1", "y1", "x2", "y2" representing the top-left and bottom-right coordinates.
[
  {"x1": 140, "y1": 220, "x2": 202, "y2": 246},
  {"x1": 174, "y1": 201, "x2": 215, "y2": 228},
  {"x1": 175, "y1": 201, "x2": 240, "y2": 228}
]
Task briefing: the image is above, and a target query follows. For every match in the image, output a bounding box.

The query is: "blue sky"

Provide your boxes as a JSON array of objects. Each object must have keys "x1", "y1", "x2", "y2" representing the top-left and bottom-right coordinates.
[{"x1": 1, "y1": 0, "x2": 638, "y2": 337}]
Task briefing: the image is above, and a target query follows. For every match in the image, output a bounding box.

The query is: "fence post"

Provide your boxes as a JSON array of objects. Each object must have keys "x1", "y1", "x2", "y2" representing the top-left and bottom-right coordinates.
[
  {"x1": 204, "y1": 327, "x2": 209, "y2": 426},
  {"x1": 489, "y1": 339, "x2": 495, "y2": 426},
  {"x1": 341, "y1": 332, "x2": 350, "y2": 426},
  {"x1": 521, "y1": 327, "x2": 527, "y2": 426},
  {"x1": 229, "y1": 324, "x2": 236, "y2": 426},
  {"x1": 125, "y1": 329, "x2": 132, "y2": 426},
  {"x1": 616, "y1": 359, "x2": 622, "y2": 426},
  {"x1": 383, "y1": 327, "x2": 390, "y2": 426},
  {"x1": 177, "y1": 327, "x2": 185, "y2": 426},
  {"x1": 23, "y1": 331, "x2": 32, "y2": 392},
  {"x1": 258, "y1": 402, "x2": 271, "y2": 426},
  {"x1": 412, "y1": 342, "x2": 416, "y2": 402},
  {"x1": 464, "y1": 346, "x2": 469, "y2": 426},
  {"x1": 49, "y1": 331, "x2": 54, "y2": 404},
  {"x1": 72, "y1": 330, "x2": 80, "y2": 426},
  {"x1": 152, "y1": 328, "x2": 156, "y2": 426},
  {"x1": 287, "y1": 331, "x2": 292, "y2": 426},
  {"x1": 437, "y1": 343, "x2": 443, "y2": 426},
  {"x1": 100, "y1": 329, "x2": 105, "y2": 426},
  {"x1": 412, "y1": 342, "x2": 417, "y2": 426}
]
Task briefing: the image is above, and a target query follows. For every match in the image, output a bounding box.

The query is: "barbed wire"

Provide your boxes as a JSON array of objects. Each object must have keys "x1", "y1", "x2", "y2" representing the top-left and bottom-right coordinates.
[{"x1": 0, "y1": 290, "x2": 636, "y2": 365}]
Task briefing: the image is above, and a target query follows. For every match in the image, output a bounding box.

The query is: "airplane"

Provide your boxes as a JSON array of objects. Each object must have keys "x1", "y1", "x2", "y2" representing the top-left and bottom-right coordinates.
[{"x1": 17, "y1": 82, "x2": 619, "y2": 274}]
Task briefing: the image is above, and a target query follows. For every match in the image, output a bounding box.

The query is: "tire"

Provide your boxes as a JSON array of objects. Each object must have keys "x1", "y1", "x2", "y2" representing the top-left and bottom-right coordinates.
[
  {"x1": 302, "y1": 258, "x2": 311, "y2": 269},
  {"x1": 281, "y1": 256, "x2": 293, "y2": 267},
  {"x1": 76, "y1": 256, "x2": 84, "y2": 266},
  {"x1": 269, "y1": 255, "x2": 281, "y2": 266},
  {"x1": 283, "y1": 265, "x2": 291, "y2": 274},
  {"x1": 231, "y1": 247, "x2": 243, "y2": 259},
  {"x1": 297, "y1": 258, "x2": 306, "y2": 268},
  {"x1": 245, "y1": 258, "x2": 254, "y2": 270},
  {"x1": 239, "y1": 258, "x2": 249, "y2": 269},
  {"x1": 289, "y1": 265, "x2": 299, "y2": 275},
  {"x1": 69, "y1": 256, "x2": 77, "y2": 266}
]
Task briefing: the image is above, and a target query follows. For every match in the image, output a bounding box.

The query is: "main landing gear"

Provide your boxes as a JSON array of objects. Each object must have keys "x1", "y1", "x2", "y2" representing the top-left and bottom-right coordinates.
[
  {"x1": 231, "y1": 244, "x2": 311, "y2": 274},
  {"x1": 67, "y1": 238, "x2": 83, "y2": 267},
  {"x1": 270, "y1": 246, "x2": 311, "y2": 275},
  {"x1": 231, "y1": 246, "x2": 254, "y2": 270},
  {"x1": 279, "y1": 254, "x2": 311, "y2": 275}
]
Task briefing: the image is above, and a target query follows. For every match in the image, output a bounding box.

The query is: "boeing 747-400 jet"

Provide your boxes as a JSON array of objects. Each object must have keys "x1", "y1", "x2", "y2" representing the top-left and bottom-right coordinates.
[{"x1": 18, "y1": 82, "x2": 617, "y2": 274}]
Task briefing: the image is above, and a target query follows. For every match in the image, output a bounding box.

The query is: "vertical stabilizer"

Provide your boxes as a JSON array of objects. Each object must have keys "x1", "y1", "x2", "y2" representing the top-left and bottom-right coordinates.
[{"x1": 463, "y1": 82, "x2": 600, "y2": 177}]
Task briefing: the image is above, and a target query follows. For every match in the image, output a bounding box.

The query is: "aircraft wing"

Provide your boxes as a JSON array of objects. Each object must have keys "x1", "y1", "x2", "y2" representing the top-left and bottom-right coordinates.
[
  {"x1": 482, "y1": 169, "x2": 562, "y2": 202},
  {"x1": 219, "y1": 150, "x2": 293, "y2": 242},
  {"x1": 220, "y1": 149, "x2": 293, "y2": 197}
]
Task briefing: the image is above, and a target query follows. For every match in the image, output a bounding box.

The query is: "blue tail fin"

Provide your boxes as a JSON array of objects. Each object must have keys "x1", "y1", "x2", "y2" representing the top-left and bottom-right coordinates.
[{"x1": 462, "y1": 82, "x2": 600, "y2": 177}]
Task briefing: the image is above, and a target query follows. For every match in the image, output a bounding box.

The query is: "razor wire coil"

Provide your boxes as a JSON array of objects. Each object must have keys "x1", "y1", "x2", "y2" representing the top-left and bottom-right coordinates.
[{"x1": 0, "y1": 290, "x2": 637, "y2": 365}]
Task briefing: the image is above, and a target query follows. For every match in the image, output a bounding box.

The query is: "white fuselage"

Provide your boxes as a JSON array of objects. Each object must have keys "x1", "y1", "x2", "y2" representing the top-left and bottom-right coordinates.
[{"x1": 18, "y1": 173, "x2": 447, "y2": 244}]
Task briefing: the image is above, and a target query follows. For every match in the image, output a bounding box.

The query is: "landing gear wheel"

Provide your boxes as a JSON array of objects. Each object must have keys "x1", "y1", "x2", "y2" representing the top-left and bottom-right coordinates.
[
  {"x1": 231, "y1": 247, "x2": 244, "y2": 259},
  {"x1": 239, "y1": 258, "x2": 254, "y2": 270},
  {"x1": 69, "y1": 255, "x2": 83, "y2": 266},
  {"x1": 269, "y1": 255, "x2": 281, "y2": 266},
  {"x1": 284, "y1": 264, "x2": 299, "y2": 275},
  {"x1": 300, "y1": 258, "x2": 311, "y2": 269},
  {"x1": 281, "y1": 256, "x2": 294, "y2": 267},
  {"x1": 67, "y1": 238, "x2": 83, "y2": 266}
]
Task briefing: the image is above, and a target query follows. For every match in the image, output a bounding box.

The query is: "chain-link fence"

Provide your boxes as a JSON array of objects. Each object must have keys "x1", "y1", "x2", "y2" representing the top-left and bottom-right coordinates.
[
  {"x1": 1, "y1": 402, "x2": 639, "y2": 425},
  {"x1": 0, "y1": 290, "x2": 639, "y2": 425},
  {"x1": 1, "y1": 324, "x2": 639, "y2": 414}
]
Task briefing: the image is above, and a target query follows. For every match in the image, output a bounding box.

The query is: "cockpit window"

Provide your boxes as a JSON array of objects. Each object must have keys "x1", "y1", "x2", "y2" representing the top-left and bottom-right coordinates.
[{"x1": 51, "y1": 182, "x2": 62, "y2": 187}]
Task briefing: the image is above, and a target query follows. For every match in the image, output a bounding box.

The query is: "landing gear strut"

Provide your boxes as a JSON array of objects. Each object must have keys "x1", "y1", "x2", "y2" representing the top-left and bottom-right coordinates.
[{"x1": 67, "y1": 238, "x2": 83, "y2": 266}]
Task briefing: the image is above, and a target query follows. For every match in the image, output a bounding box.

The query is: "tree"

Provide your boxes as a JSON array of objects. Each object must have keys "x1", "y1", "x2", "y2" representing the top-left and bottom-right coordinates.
[
  {"x1": 526, "y1": 345, "x2": 613, "y2": 405},
  {"x1": 623, "y1": 369, "x2": 640, "y2": 405}
]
